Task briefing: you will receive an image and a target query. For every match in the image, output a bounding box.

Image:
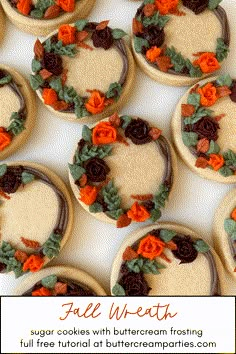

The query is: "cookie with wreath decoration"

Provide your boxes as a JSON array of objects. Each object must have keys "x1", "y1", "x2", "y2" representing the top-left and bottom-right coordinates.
[
  {"x1": 0, "y1": 65, "x2": 36, "y2": 160},
  {"x1": 1, "y1": 0, "x2": 95, "y2": 36},
  {"x1": 0, "y1": 5, "x2": 5, "y2": 45},
  {"x1": 68, "y1": 114, "x2": 177, "y2": 228},
  {"x1": 111, "y1": 222, "x2": 225, "y2": 296},
  {"x1": 171, "y1": 74, "x2": 236, "y2": 183},
  {"x1": 29, "y1": 20, "x2": 135, "y2": 123},
  {"x1": 14, "y1": 266, "x2": 106, "y2": 295},
  {"x1": 0, "y1": 162, "x2": 73, "y2": 278},
  {"x1": 213, "y1": 189, "x2": 236, "y2": 281},
  {"x1": 131, "y1": 0, "x2": 230, "y2": 86}
]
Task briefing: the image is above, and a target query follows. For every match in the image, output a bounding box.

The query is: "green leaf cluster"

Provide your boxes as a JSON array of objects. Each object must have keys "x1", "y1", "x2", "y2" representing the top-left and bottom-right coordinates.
[
  {"x1": 184, "y1": 107, "x2": 213, "y2": 125},
  {"x1": 216, "y1": 74, "x2": 232, "y2": 87},
  {"x1": 159, "y1": 229, "x2": 177, "y2": 242},
  {"x1": 0, "y1": 241, "x2": 23, "y2": 278},
  {"x1": 216, "y1": 38, "x2": 229, "y2": 62},
  {"x1": 41, "y1": 274, "x2": 58, "y2": 289},
  {"x1": 223, "y1": 150, "x2": 236, "y2": 168},
  {"x1": 185, "y1": 59, "x2": 202, "y2": 78},
  {"x1": 106, "y1": 82, "x2": 122, "y2": 101},
  {"x1": 44, "y1": 39, "x2": 77, "y2": 57},
  {"x1": 82, "y1": 125, "x2": 92, "y2": 143},
  {"x1": 151, "y1": 184, "x2": 169, "y2": 221},
  {"x1": 21, "y1": 172, "x2": 35, "y2": 185},
  {"x1": 219, "y1": 166, "x2": 234, "y2": 177},
  {"x1": 165, "y1": 47, "x2": 186, "y2": 73},
  {"x1": 75, "y1": 144, "x2": 113, "y2": 166},
  {"x1": 208, "y1": 0, "x2": 222, "y2": 10},
  {"x1": 142, "y1": 12, "x2": 170, "y2": 28},
  {"x1": 0, "y1": 75, "x2": 12, "y2": 85},
  {"x1": 7, "y1": 112, "x2": 25, "y2": 136},
  {"x1": 187, "y1": 93, "x2": 201, "y2": 109},
  {"x1": 224, "y1": 218, "x2": 236, "y2": 240},
  {"x1": 121, "y1": 115, "x2": 132, "y2": 129},
  {"x1": 31, "y1": 59, "x2": 42, "y2": 73},
  {"x1": 101, "y1": 180, "x2": 122, "y2": 220},
  {"x1": 0, "y1": 164, "x2": 7, "y2": 177},
  {"x1": 89, "y1": 203, "x2": 103, "y2": 213},
  {"x1": 74, "y1": 19, "x2": 88, "y2": 32},
  {"x1": 126, "y1": 257, "x2": 165, "y2": 274},
  {"x1": 112, "y1": 29, "x2": 127, "y2": 40},
  {"x1": 133, "y1": 36, "x2": 149, "y2": 53},
  {"x1": 206, "y1": 140, "x2": 220, "y2": 155},
  {"x1": 194, "y1": 239, "x2": 210, "y2": 253},
  {"x1": 30, "y1": 74, "x2": 44, "y2": 90},
  {"x1": 68, "y1": 164, "x2": 85, "y2": 181},
  {"x1": 112, "y1": 283, "x2": 125, "y2": 296},
  {"x1": 182, "y1": 132, "x2": 198, "y2": 147},
  {"x1": 42, "y1": 233, "x2": 62, "y2": 259}
]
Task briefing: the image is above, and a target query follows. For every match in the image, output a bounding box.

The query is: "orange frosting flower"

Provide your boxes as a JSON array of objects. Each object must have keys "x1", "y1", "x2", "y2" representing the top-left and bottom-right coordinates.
[
  {"x1": 92, "y1": 121, "x2": 117, "y2": 145},
  {"x1": 56, "y1": 0, "x2": 75, "y2": 12},
  {"x1": 137, "y1": 234, "x2": 165, "y2": 260},
  {"x1": 127, "y1": 202, "x2": 150, "y2": 222},
  {"x1": 208, "y1": 154, "x2": 224, "y2": 171},
  {"x1": 80, "y1": 185, "x2": 98, "y2": 205},
  {"x1": 42, "y1": 88, "x2": 58, "y2": 105},
  {"x1": 22, "y1": 254, "x2": 44, "y2": 272},
  {"x1": 145, "y1": 46, "x2": 161, "y2": 63},
  {"x1": 193, "y1": 52, "x2": 220, "y2": 74},
  {"x1": 58, "y1": 24, "x2": 76, "y2": 45},
  {"x1": 32, "y1": 287, "x2": 52, "y2": 296},
  {"x1": 231, "y1": 208, "x2": 236, "y2": 221},
  {"x1": 17, "y1": 0, "x2": 32, "y2": 15},
  {"x1": 155, "y1": 0, "x2": 179, "y2": 15},
  {"x1": 0, "y1": 127, "x2": 12, "y2": 151},
  {"x1": 197, "y1": 83, "x2": 218, "y2": 107},
  {"x1": 85, "y1": 91, "x2": 106, "y2": 115}
]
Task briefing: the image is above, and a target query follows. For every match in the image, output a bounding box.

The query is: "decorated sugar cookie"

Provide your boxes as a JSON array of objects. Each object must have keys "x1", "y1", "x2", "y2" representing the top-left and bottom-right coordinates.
[
  {"x1": 131, "y1": 0, "x2": 230, "y2": 86},
  {"x1": 1, "y1": 0, "x2": 96, "y2": 36},
  {"x1": 111, "y1": 223, "x2": 225, "y2": 296},
  {"x1": 0, "y1": 65, "x2": 35, "y2": 160},
  {"x1": 68, "y1": 114, "x2": 177, "y2": 228},
  {"x1": 0, "y1": 162, "x2": 73, "y2": 278},
  {"x1": 14, "y1": 266, "x2": 106, "y2": 295},
  {"x1": 213, "y1": 189, "x2": 236, "y2": 280},
  {"x1": 171, "y1": 74, "x2": 236, "y2": 183},
  {"x1": 30, "y1": 20, "x2": 135, "y2": 123},
  {"x1": 0, "y1": 5, "x2": 6, "y2": 45}
]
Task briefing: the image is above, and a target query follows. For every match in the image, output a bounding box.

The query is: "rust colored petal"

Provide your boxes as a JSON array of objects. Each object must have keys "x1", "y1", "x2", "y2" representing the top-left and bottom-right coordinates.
[
  {"x1": 34, "y1": 39, "x2": 44, "y2": 59},
  {"x1": 109, "y1": 112, "x2": 121, "y2": 127},
  {"x1": 196, "y1": 138, "x2": 210, "y2": 153},
  {"x1": 181, "y1": 104, "x2": 195, "y2": 117},
  {"x1": 96, "y1": 20, "x2": 109, "y2": 31},
  {"x1": 122, "y1": 246, "x2": 138, "y2": 261},
  {"x1": 117, "y1": 214, "x2": 132, "y2": 228},
  {"x1": 156, "y1": 56, "x2": 173, "y2": 72},
  {"x1": 195, "y1": 157, "x2": 209, "y2": 168},
  {"x1": 216, "y1": 86, "x2": 232, "y2": 98},
  {"x1": 39, "y1": 69, "x2": 53, "y2": 80},
  {"x1": 132, "y1": 18, "x2": 143, "y2": 34}
]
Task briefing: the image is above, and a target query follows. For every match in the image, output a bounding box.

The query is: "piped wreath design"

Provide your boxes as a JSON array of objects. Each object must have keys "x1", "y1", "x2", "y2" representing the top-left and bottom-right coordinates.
[
  {"x1": 69, "y1": 114, "x2": 173, "y2": 228},
  {"x1": 181, "y1": 74, "x2": 236, "y2": 177},
  {"x1": 0, "y1": 164, "x2": 68, "y2": 278},
  {"x1": 30, "y1": 20, "x2": 128, "y2": 119},
  {"x1": 132, "y1": 0, "x2": 229, "y2": 77}
]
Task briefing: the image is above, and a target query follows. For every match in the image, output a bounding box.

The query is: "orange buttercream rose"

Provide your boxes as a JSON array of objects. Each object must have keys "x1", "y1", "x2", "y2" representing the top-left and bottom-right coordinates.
[
  {"x1": 58, "y1": 24, "x2": 76, "y2": 45},
  {"x1": 231, "y1": 208, "x2": 236, "y2": 221},
  {"x1": 42, "y1": 88, "x2": 58, "y2": 105},
  {"x1": 145, "y1": 46, "x2": 161, "y2": 63},
  {"x1": 197, "y1": 83, "x2": 218, "y2": 107},
  {"x1": 32, "y1": 287, "x2": 52, "y2": 296},
  {"x1": 79, "y1": 185, "x2": 98, "y2": 205},
  {"x1": 208, "y1": 154, "x2": 224, "y2": 171},
  {"x1": 92, "y1": 121, "x2": 117, "y2": 145},
  {"x1": 137, "y1": 234, "x2": 165, "y2": 259},
  {"x1": 127, "y1": 202, "x2": 150, "y2": 222},
  {"x1": 193, "y1": 52, "x2": 220, "y2": 73},
  {"x1": 0, "y1": 127, "x2": 12, "y2": 151},
  {"x1": 17, "y1": 0, "x2": 32, "y2": 15},
  {"x1": 56, "y1": 0, "x2": 75, "y2": 12},
  {"x1": 155, "y1": 0, "x2": 179, "y2": 14},
  {"x1": 85, "y1": 91, "x2": 106, "y2": 115},
  {"x1": 22, "y1": 254, "x2": 44, "y2": 272}
]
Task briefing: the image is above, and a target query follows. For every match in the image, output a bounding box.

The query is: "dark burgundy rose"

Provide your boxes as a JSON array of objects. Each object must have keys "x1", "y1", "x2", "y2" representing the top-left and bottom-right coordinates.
[
  {"x1": 0, "y1": 262, "x2": 6, "y2": 272},
  {"x1": 125, "y1": 118, "x2": 151, "y2": 145},
  {"x1": 141, "y1": 25, "x2": 165, "y2": 48},
  {"x1": 191, "y1": 116, "x2": 220, "y2": 141},
  {"x1": 172, "y1": 235, "x2": 198, "y2": 263},
  {"x1": 230, "y1": 80, "x2": 236, "y2": 103},
  {"x1": 84, "y1": 157, "x2": 110, "y2": 182},
  {"x1": 0, "y1": 167, "x2": 23, "y2": 194},
  {"x1": 0, "y1": 70, "x2": 6, "y2": 80},
  {"x1": 41, "y1": 53, "x2": 63, "y2": 76},
  {"x1": 148, "y1": 228, "x2": 160, "y2": 238},
  {"x1": 182, "y1": 0, "x2": 208, "y2": 14},
  {"x1": 118, "y1": 271, "x2": 151, "y2": 296},
  {"x1": 142, "y1": 200, "x2": 155, "y2": 212},
  {"x1": 91, "y1": 27, "x2": 114, "y2": 50}
]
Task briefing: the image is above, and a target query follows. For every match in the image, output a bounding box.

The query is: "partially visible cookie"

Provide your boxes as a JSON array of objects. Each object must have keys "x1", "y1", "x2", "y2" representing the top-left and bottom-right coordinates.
[
  {"x1": 171, "y1": 74, "x2": 236, "y2": 183},
  {"x1": 68, "y1": 114, "x2": 177, "y2": 227},
  {"x1": 14, "y1": 266, "x2": 106, "y2": 295},
  {"x1": 1, "y1": 0, "x2": 96, "y2": 36},
  {"x1": 111, "y1": 222, "x2": 225, "y2": 296},
  {"x1": 29, "y1": 20, "x2": 135, "y2": 123},
  {"x1": 0, "y1": 65, "x2": 36, "y2": 160},
  {"x1": 0, "y1": 5, "x2": 5, "y2": 45},
  {"x1": 0, "y1": 162, "x2": 73, "y2": 278},
  {"x1": 213, "y1": 189, "x2": 236, "y2": 280},
  {"x1": 131, "y1": 0, "x2": 230, "y2": 86}
]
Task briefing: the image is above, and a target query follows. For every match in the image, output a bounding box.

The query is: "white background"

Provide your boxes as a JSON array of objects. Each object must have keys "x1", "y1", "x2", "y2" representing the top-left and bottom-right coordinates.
[{"x1": 1, "y1": 0, "x2": 236, "y2": 295}]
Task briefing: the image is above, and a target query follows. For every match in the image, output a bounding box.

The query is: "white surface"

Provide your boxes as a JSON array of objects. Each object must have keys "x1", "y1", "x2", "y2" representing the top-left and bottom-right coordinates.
[{"x1": 0, "y1": 0, "x2": 236, "y2": 295}]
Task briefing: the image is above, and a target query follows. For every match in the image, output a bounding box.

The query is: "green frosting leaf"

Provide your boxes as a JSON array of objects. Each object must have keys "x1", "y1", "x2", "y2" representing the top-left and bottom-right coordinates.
[
  {"x1": 45, "y1": 40, "x2": 77, "y2": 58},
  {"x1": 185, "y1": 59, "x2": 202, "y2": 78},
  {"x1": 153, "y1": 184, "x2": 169, "y2": 210},
  {"x1": 230, "y1": 232, "x2": 236, "y2": 241},
  {"x1": 29, "y1": 74, "x2": 44, "y2": 90},
  {"x1": 142, "y1": 12, "x2": 170, "y2": 28},
  {"x1": 159, "y1": 229, "x2": 177, "y2": 242},
  {"x1": 76, "y1": 144, "x2": 112, "y2": 165},
  {"x1": 41, "y1": 275, "x2": 57, "y2": 289},
  {"x1": 216, "y1": 38, "x2": 229, "y2": 62},
  {"x1": 165, "y1": 46, "x2": 186, "y2": 73},
  {"x1": 144, "y1": 0, "x2": 154, "y2": 4},
  {"x1": 75, "y1": 106, "x2": 89, "y2": 119},
  {"x1": 133, "y1": 36, "x2": 149, "y2": 53},
  {"x1": 35, "y1": 0, "x2": 54, "y2": 11},
  {"x1": 49, "y1": 77, "x2": 62, "y2": 92},
  {"x1": 150, "y1": 208, "x2": 162, "y2": 222},
  {"x1": 102, "y1": 180, "x2": 122, "y2": 218},
  {"x1": 223, "y1": 149, "x2": 236, "y2": 167},
  {"x1": 68, "y1": 163, "x2": 85, "y2": 181},
  {"x1": 7, "y1": 112, "x2": 25, "y2": 136},
  {"x1": 106, "y1": 82, "x2": 122, "y2": 101},
  {"x1": 106, "y1": 209, "x2": 123, "y2": 220},
  {"x1": 184, "y1": 107, "x2": 213, "y2": 125},
  {"x1": 21, "y1": 172, "x2": 35, "y2": 185},
  {"x1": 187, "y1": 93, "x2": 201, "y2": 109},
  {"x1": 126, "y1": 258, "x2": 165, "y2": 274},
  {"x1": 30, "y1": 9, "x2": 44, "y2": 18},
  {"x1": 224, "y1": 218, "x2": 236, "y2": 235},
  {"x1": 219, "y1": 166, "x2": 234, "y2": 177},
  {"x1": 112, "y1": 29, "x2": 127, "y2": 39},
  {"x1": 31, "y1": 59, "x2": 42, "y2": 73},
  {"x1": 74, "y1": 19, "x2": 88, "y2": 31},
  {"x1": 42, "y1": 233, "x2": 62, "y2": 259},
  {"x1": 194, "y1": 239, "x2": 210, "y2": 253},
  {"x1": 0, "y1": 164, "x2": 7, "y2": 177},
  {"x1": 0, "y1": 75, "x2": 12, "y2": 85},
  {"x1": 112, "y1": 283, "x2": 125, "y2": 296},
  {"x1": 0, "y1": 241, "x2": 23, "y2": 278},
  {"x1": 89, "y1": 203, "x2": 103, "y2": 213},
  {"x1": 208, "y1": 0, "x2": 223, "y2": 10},
  {"x1": 59, "y1": 85, "x2": 80, "y2": 103},
  {"x1": 216, "y1": 74, "x2": 233, "y2": 87},
  {"x1": 82, "y1": 125, "x2": 92, "y2": 143},
  {"x1": 206, "y1": 140, "x2": 220, "y2": 155},
  {"x1": 182, "y1": 132, "x2": 198, "y2": 147},
  {"x1": 121, "y1": 115, "x2": 132, "y2": 129}
]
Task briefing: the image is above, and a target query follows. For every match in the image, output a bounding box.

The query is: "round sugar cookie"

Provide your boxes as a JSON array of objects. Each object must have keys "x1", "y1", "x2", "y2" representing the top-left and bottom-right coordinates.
[
  {"x1": 213, "y1": 189, "x2": 236, "y2": 281},
  {"x1": 0, "y1": 5, "x2": 6, "y2": 45},
  {"x1": 131, "y1": 0, "x2": 230, "y2": 86},
  {"x1": 171, "y1": 74, "x2": 236, "y2": 183},
  {"x1": 68, "y1": 114, "x2": 177, "y2": 228},
  {"x1": 0, "y1": 162, "x2": 73, "y2": 278},
  {"x1": 0, "y1": 65, "x2": 36, "y2": 160},
  {"x1": 111, "y1": 222, "x2": 225, "y2": 296},
  {"x1": 1, "y1": 0, "x2": 96, "y2": 36},
  {"x1": 14, "y1": 266, "x2": 106, "y2": 295},
  {"x1": 30, "y1": 20, "x2": 135, "y2": 123}
]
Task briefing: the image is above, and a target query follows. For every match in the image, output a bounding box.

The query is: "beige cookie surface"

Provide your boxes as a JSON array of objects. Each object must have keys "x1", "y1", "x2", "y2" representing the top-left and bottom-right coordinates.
[
  {"x1": 111, "y1": 222, "x2": 226, "y2": 296},
  {"x1": 171, "y1": 75, "x2": 236, "y2": 183},
  {"x1": 14, "y1": 265, "x2": 106, "y2": 295},
  {"x1": 0, "y1": 161, "x2": 74, "y2": 277},
  {"x1": 0, "y1": 5, "x2": 5, "y2": 45},
  {"x1": 68, "y1": 115, "x2": 177, "y2": 227},
  {"x1": 0, "y1": 65, "x2": 36, "y2": 160},
  {"x1": 1, "y1": 0, "x2": 96, "y2": 36},
  {"x1": 131, "y1": 3, "x2": 229, "y2": 86},
  {"x1": 213, "y1": 189, "x2": 236, "y2": 282}
]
